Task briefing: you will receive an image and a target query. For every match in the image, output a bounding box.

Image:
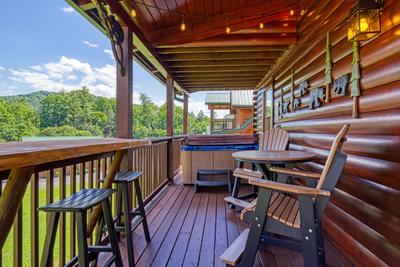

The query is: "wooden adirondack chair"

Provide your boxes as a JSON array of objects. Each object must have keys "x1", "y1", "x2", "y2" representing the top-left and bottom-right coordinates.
[
  {"x1": 225, "y1": 128, "x2": 290, "y2": 209},
  {"x1": 220, "y1": 124, "x2": 350, "y2": 267}
]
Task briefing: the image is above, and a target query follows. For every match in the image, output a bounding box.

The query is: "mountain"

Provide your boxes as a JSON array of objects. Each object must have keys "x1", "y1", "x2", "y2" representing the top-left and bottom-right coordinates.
[{"x1": 1, "y1": 90, "x2": 54, "y2": 109}]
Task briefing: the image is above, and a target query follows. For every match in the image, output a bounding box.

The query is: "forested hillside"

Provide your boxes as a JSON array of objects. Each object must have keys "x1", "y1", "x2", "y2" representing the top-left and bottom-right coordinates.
[{"x1": 0, "y1": 88, "x2": 209, "y2": 142}]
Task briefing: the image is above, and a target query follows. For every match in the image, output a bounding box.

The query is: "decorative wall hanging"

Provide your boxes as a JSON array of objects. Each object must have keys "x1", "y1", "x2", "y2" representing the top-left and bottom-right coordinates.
[
  {"x1": 309, "y1": 87, "x2": 325, "y2": 109},
  {"x1": 324, "y1": 32, "x2": 332, "y2": 103},
  {"x1": 333, "y1": 74, "x2": 350, "y2": 96},
  {"x1": 282, "y1": 101, "x2": 290, "y2": 114},
  {"x1": 298, "y1": 80, "x2": 309, "y2": 96},
  {"x1": 290, "y1": 68, "x2": 295, "y2": 111},
  {"x1": 279, "y1": 87, "x2": 284, "y2": 117},
  {"x1": 350, "y1": 41, "x2": 361, "y2": 118},
  {"x1": 293, "y1": 98, "x2": 301, "y2": 110},
  {"x1": 94, "y1": 0, "x2": 126, "y2": 76}
]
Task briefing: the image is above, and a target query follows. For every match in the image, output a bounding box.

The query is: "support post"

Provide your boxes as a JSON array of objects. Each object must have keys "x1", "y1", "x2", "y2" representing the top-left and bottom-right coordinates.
[
  {"x1": 183, "y1": 94, "x2": 189, "y2": 135},
  {"x1": 115, "y1": 26, "x2": 133, "y2": 171},
  {"x1": 210, "y1": 107, "x2": 215, "y2": 133},
  {"x1": 166, "y1": 75, "x2": 175, "y2": 182}
]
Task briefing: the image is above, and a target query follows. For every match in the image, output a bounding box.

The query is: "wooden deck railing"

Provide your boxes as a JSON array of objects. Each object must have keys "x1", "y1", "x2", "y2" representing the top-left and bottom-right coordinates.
[{"x1": 0, "y1": 136, "x2": 184, "y2": 267}]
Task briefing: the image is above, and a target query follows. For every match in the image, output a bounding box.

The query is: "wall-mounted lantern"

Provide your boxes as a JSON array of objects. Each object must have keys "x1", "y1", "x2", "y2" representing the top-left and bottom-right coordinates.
[{"x1": 347, "y1": 0, "x2": 382, "y2": 41}]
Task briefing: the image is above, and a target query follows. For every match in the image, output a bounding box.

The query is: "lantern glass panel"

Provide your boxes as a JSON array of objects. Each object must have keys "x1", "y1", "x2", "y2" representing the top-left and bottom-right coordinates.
[{"x1": 347, "y1": 5, "x2": 380, "y2": 41}]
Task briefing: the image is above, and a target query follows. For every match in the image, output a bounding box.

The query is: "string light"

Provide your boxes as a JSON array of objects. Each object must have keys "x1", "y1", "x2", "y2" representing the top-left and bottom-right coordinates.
[
  {"x1": 259, "y1": 22, "x2": 264, "y2": 29},
  {"x1": 180, "y1": 15, "x2": 186, "y2": 31},
  {"x1": 130, "y1": 8, "x2": 137, "y2": 18},
  {"x1": 300, "y1": 9, "x2": 306, "y2": 16},
  {"x1": 290, "y1": 9, "x2": 295, "y2": 16},
  {"x1": 226, "y1": 17, "x2": 231, "y2": 34}
]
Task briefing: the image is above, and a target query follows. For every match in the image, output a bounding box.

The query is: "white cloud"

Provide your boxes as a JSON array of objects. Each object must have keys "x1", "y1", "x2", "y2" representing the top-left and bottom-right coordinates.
[
  {"x1": 103, "y1": 49, "x2": 114, "y2": 60},
  {"x1": 0, "y1": 66, "x2": 5, "y2": 71},
  {"x1": 62, "y1": 6, "x2": 75, "y2": 13},
  {"x1": 82, "y1": 40, "x2": 98, "y2": 48},
  {"x1": 8, "y1": 56, "x2": 145, "y2": 99}
]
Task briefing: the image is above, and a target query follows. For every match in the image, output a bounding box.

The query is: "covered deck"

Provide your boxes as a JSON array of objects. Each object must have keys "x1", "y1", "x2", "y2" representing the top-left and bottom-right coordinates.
[{"x1": 99, "y1": 174, "x2": 354, "y2": 267}]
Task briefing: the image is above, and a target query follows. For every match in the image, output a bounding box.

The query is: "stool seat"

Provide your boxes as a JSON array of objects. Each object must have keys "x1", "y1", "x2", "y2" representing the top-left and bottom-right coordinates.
[
  {"x1": 39, "y1": 188, "x2": 115, "y2": 212},
  {"x1": 114, "y1": 171, "x2": 142, "y2": 183}
]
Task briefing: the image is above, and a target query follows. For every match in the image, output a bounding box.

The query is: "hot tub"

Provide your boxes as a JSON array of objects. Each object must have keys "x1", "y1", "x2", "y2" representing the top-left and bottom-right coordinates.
[{"x1": 181, "y1": 135, "x2": 257, "y2": 184}]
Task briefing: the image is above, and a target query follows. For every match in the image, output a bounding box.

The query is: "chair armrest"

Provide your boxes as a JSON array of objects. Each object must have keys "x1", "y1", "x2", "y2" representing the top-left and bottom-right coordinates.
[
  {"x1": 248, "y1": 178, "x2": 330, "y2": 196},
  {"x1": 269, "y1": 167, "x2": 320, "y2": 179}
]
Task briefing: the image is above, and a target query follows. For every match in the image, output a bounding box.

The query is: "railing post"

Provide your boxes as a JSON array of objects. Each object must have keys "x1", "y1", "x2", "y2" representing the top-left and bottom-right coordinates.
[
  {"x1": 183, "y1": 94, "x2": 189, "y2": 135},
  {"x1": 166, "y1": 75, "x2": 174, "y2": 182}
]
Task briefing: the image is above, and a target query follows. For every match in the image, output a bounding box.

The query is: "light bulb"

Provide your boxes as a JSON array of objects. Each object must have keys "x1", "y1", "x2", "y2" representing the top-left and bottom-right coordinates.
[
  {"x1": 180, "y1": 15, "x2": 186, "y2": 31},
  {"x1": 130, "y1": 8, "x2": 137, "y2": 18},
  {"x1": 300, "y1": 9, "x2": 305, "y2": 16},
  {"x1": 226, "y1": 26, "x2": 231, "y2": 34},
  {"x1": 290, "y1": 9, "x2": 294, "y2": 16},
  {"x1": 360, "y1": 18, "x2": 369, "y2": 32},
  {"x1": 259, "y1": 22, "x2": 264, "y2": 29}
]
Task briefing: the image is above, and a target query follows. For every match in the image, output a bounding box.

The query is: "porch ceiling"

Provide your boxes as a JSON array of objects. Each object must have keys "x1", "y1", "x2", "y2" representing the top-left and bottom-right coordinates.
[{"x1": 70, "y1": 0, "x2": 314, "y2": 93}]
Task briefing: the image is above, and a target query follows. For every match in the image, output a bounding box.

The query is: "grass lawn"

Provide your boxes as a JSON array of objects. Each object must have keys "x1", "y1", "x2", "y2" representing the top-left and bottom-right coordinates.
[{"x1": 2, "y1": 182, "x2": 78, "y2": 267}]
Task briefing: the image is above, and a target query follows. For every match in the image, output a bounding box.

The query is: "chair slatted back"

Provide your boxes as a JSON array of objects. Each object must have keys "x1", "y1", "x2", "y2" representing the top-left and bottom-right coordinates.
[
  {"x1": 316, "y1": 124, "x2": 350, "y2": 189},
  {"x1": 258, "y1": 128, "x2": 289, "y2": 151}
]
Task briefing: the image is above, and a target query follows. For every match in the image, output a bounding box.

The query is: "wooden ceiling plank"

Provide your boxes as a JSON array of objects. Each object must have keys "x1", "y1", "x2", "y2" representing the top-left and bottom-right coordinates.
[
  {"x1": 172, "y1": 65, "x2": 271, "y2": 73},
  {"x1": 156, "y1": 45, "x2": 288, "y2": 53},
  {"x1": 169, "y1": 59, "x2": 276, "y2": 67},
  {"x1": 160, "y1": 51, "x2": 282, "y2": 61},
  {"x1": 147, "y1": 0, "x2": 297, "y2": 45},
  {"x1": 161, "y1": 33, "x2": 297, "y2": 47}
]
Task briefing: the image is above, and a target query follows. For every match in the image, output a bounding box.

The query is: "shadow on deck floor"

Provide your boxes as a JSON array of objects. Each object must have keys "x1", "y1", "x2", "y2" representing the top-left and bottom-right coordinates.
[{"x1": 100, "y1": 175, "x2": 354, "y2": 267}]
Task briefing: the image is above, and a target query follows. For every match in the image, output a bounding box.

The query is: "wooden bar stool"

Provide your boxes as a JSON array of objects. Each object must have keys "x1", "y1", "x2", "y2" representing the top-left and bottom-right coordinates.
[
  {"x1": 98, "y1": 171, "x2": 150, "y2": 267},
  {"x1": 39, "y1": 188, "x2": 122, "y2": 267}
]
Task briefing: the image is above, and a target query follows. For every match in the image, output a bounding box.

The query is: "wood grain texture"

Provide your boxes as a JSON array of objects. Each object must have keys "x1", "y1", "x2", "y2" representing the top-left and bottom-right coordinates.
[
  {"x1": 0, "y1": 138, "x2": 150, "y2": 171},
  {"x1": 261, "y1": 0, "x2": 400, "y2": 264}
]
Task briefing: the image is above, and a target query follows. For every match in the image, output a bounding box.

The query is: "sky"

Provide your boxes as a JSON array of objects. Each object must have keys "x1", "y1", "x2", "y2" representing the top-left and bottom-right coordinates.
[{"x1": 0, "y1": 0, "x2": 209, "y2": 115}]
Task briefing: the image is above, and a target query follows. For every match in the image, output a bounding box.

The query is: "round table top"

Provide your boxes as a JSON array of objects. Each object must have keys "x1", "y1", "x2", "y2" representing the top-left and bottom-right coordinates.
[{"x1": 232, "y1": 150, "x2": 316, "y2": 164}]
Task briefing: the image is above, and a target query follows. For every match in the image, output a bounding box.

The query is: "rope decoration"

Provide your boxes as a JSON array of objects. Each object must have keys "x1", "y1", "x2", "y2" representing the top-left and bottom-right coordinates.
[
  {"x1": 94, "y1": 0, "x2": 126, "y2": 76},
  {"x1": 350, "y1": 41, "x2": 361, "y2": 118},
  {"x1": 290, "y1": 68, "x2": 295, "y2": 111},
  {"x1": 324, "y1": 32, "x2": 332, "y2": 102}
]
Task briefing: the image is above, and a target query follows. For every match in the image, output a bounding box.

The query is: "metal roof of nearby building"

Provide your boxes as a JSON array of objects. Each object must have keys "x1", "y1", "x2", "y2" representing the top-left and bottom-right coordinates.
[
  {"x1": 205, "y1": 92, "x2": 230, "y2": 105},
  {"x1": 205, "y1": 90, "x2": 253, "y2": 107},
  {"x1": 231, "y1": 91, "x2": 254, "y2": 108}
]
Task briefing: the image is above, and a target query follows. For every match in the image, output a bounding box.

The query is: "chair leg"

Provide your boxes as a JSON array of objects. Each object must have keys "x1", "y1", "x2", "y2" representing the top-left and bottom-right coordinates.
[
  {"x1": 102, "y1": 198, "x2": 123, "y2": 267},
  {"x1": 227, "y1": 170, "x2": 232, "y2": 193},
  {"x1": 76, "y1": 211, "x2": 89, "y2": 267},
  {"x1": 122, "y1": 183, "x2": 136, "y2": 267},
  {"x1": 134, "y1": 179, "x2": 151, "y2": 242},
  {"x1": 298, "y1": 196, "x2": 318, "y2": 267},
  {"x1": 315, "y1": 219, "x2": 327, "y2": 266},
  {"x1": 231, "y1": 161, "x2": 244, "y2": 208},
  {"x1": 40, "y1": 212, "x2": 60, "y2": 267},
  {"x1": 239, "y1": 187, "x2": 272, "y2": 267}
]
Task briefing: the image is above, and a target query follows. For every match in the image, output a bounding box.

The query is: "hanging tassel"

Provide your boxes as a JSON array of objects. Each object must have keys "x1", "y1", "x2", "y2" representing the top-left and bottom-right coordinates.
[
  {"x1": 290, "y1": 68, "x2": 295, "y2": 112},
  {"x1": 324, "y1": 32, "x2": 332, "y2": 103},
  {"x1": 350, "y1": 41, "x2": 361, "y2": 118}
]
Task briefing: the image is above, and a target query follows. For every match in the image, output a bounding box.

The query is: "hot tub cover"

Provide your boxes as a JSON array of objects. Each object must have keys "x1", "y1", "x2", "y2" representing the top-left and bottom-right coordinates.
[{"x1": 181, "y1": 144, "x2": 258, "y2": 151}]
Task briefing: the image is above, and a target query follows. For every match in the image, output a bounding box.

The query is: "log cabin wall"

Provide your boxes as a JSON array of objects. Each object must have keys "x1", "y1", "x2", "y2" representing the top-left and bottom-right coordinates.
[{"x1": 260, "y1": 0, "x2": 400, "y2": 265}]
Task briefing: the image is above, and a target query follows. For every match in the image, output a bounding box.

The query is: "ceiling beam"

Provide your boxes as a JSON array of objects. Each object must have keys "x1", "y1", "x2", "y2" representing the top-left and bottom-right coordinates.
[
  {"x1": 156, "y1": 45, "x2": 288, "y2": 54},
  {"x1": 166, "y1": 33, "x2": 297, "y2": 47},
  {"x1": 160, "y1": 51, "x2": 283, "y2": 61},
  {"x1": 172, "y1": 66, "x2": 271, "y2": 73},
  {"x1": 175, "y1": 72, "x2": 266, "y2": 78},
  {"x1": 147, "y1": 0, "x2": 297, "y2": 46},
  {"x1": 179, "y1": 77, "x2": 262, "y2": 82},
  {"x1": 169, "y1": 59, "x2": 276, "y2": 68},
  {"x1": 188, "y1": 87, "x2": 255, "y2": 92},
  {"x1": 230, "y1": 21, "x2": 296, "y2": 34}
]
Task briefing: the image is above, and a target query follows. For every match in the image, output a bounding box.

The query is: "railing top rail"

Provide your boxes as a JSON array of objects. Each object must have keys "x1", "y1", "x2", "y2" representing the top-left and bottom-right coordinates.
[{"x1": 0, "y1": 138, "x2": 150, "y2": 171}]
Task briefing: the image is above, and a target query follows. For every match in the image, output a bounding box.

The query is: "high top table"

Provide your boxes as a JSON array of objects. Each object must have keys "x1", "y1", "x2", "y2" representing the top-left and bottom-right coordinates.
[
  {"x1": 0, "y1": 138, "x2": 150, "y2": 250},
  {"x1": 232, "y1": 150, "x2": 316, "y2": 180}
]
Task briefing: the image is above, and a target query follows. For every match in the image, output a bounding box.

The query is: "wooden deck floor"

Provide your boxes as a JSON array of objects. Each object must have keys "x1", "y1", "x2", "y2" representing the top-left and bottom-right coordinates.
[{"x1": 100, "y1": 178, "x2": 354, "y2": 267}]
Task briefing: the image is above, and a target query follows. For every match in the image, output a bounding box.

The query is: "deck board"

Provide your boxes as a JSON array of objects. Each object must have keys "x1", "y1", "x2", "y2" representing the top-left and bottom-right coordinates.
[{"x1": 100, "y1": 177, "x2": 355, "y2": 267}]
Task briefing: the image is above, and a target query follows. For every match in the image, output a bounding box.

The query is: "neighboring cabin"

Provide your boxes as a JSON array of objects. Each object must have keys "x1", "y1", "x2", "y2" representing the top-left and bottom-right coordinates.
[{"x1": 205, "y1": 91, "x2": 253, "y2": 134}]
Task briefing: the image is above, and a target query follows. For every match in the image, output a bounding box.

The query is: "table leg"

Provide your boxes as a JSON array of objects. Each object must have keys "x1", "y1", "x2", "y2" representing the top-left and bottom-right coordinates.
[
  {"x1": 254, "y1": 163, "x2": 271, "y2": 180},
  {"x1": 0, "y1": 166, "x2": 35, "y2": 249}
]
